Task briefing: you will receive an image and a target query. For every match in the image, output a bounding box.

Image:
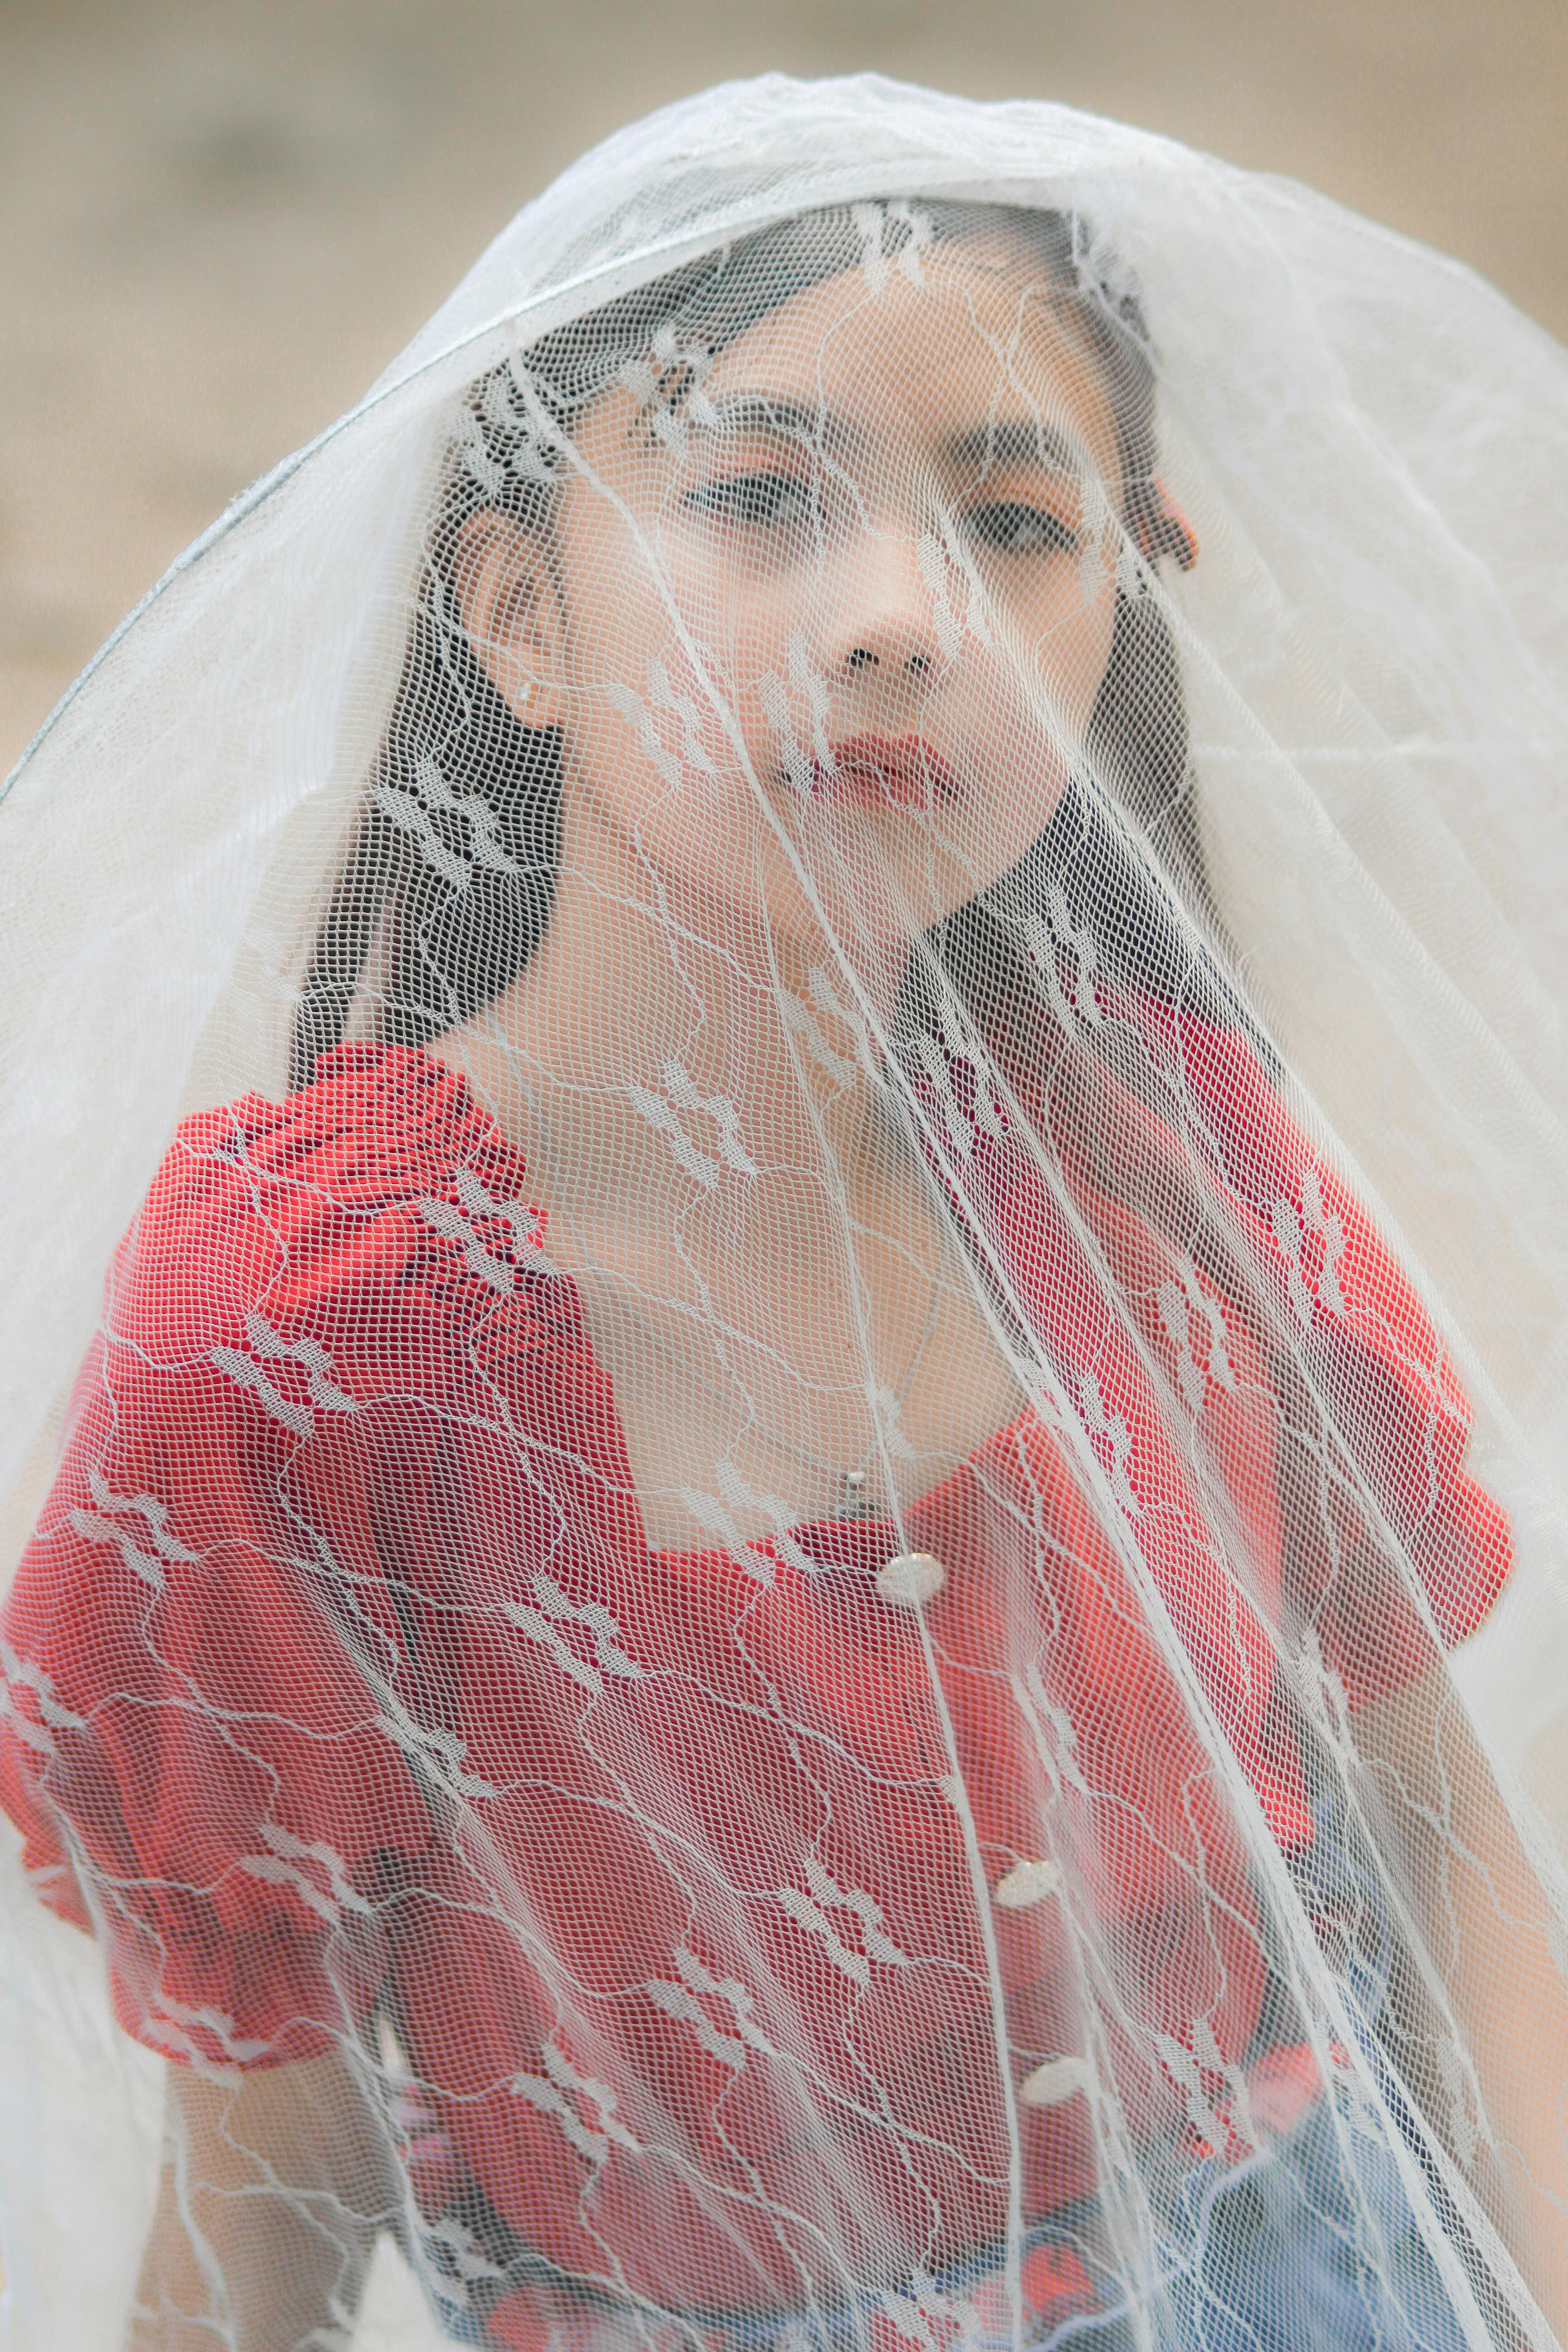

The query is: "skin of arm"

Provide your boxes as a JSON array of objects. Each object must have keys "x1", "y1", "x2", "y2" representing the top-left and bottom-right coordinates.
[
  {"x1": 1353, "y1": 1664, "x2": 1568, "y2": 2337},
  {"x1": 127, "y1": 2047, "x2": 396, "y2": 2352}
]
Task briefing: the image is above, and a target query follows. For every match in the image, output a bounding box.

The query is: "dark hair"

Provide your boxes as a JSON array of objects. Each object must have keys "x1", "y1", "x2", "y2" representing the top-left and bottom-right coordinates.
[{"x1": 289, "y1": 201, "x2": 1217, "y2": 1094}]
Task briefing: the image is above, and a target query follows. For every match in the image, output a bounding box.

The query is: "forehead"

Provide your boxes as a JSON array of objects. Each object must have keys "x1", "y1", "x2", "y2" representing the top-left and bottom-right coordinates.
[{"x1": 695, "y1": 236, "x2": 1122, "y2": 466}]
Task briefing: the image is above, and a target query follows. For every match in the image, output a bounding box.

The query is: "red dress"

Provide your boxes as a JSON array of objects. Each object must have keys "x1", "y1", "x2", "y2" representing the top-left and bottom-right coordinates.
[{"x1": 0, "y1": 1040, "x2": 1511, "y2": 2326}]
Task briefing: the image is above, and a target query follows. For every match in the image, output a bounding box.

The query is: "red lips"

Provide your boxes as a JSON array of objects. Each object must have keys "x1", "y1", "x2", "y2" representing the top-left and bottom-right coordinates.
[{"x1": 811, "y1": 734, "x2": 960, "y2": 808}]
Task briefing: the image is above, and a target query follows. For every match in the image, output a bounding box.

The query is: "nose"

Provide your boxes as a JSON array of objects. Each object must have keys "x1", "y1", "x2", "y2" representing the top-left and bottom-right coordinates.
[{"x1": 823, "y1": 526, "x2": 945, "y2": 691}]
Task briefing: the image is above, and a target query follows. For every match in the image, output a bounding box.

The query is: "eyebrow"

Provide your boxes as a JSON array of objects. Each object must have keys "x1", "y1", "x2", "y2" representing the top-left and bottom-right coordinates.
[
  {"x1": 693, "y1": 398, "x2": 1088, "y2": 479},
  {"x1": 696, "y1": 393, "x2": 850, "y2": 448},
  {"x1": 943, "y1": 421, "x2": 1086, "y2": 475}
]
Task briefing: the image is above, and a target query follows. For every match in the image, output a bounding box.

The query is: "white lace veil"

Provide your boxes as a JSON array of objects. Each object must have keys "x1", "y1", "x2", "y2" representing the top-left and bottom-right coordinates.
[{"x1": 5, "y1": 72, "x2": 1568, "y2": 2352}]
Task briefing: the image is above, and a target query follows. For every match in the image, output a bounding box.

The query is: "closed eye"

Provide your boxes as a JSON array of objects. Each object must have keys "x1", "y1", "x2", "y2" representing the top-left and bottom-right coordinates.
[
  {"x1": 962, "y1": 502, "x2": 1077, "y2": 556},
  {"x1": 681, "y1": 471, "x2": 818, "y2": 532}
]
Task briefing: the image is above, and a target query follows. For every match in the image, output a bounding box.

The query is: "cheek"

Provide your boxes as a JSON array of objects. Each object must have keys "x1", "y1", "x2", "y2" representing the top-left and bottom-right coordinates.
[
  {"x1": 1035, "y1": 574, "x2": 1120, "y2": 737},
  {"x1": 953, "y1": 580, "x2": 1117, "y2": 806},
  {"x1": 555, "y1": 521, "x2": 720, "y2": 804},
  {"x1": 549, "y1": 480, "x2": 848, "y2": 936},
  {"x1": 561, "y1": 617, "x2": 785, "y2": 904},
  {"x1": 869, "y1": 580, "x2": 1117, "y2": 926},
  {"x1": 558, "y1": 519, "x2": 789, "y2": 839}
]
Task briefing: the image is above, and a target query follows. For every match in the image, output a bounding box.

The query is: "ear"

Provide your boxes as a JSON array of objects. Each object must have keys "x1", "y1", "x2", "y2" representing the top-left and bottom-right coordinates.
[
  {"x1": 451, "y1": 510, "x2": 568, "y2": 727},
  {"x1": 1135, "y1": 479, "x2": 1199, "y2": 573}
]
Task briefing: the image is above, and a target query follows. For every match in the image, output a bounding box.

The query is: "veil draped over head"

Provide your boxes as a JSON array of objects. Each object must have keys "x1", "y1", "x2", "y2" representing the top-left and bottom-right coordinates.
[{"x1": 6, "y1": 73, "x2": 1568, "y2": 2352}]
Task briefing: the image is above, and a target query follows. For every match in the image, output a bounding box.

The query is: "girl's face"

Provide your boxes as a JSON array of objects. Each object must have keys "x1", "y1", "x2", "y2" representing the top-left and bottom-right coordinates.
[{"x1": 472, "y1": 234, "x2": 1127, "y2": 970}]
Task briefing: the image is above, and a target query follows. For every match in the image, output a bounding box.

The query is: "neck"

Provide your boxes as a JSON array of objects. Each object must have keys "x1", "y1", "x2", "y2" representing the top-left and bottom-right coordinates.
[{"x1": 430, "y1": 787, "x2": 916, "y2": 1240}]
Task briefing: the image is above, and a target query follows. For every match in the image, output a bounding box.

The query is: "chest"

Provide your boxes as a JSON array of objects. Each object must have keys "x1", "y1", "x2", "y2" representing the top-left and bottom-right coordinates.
[{"x1": 538, "y1": 1184, "x2": 1025, "y2": 1550}]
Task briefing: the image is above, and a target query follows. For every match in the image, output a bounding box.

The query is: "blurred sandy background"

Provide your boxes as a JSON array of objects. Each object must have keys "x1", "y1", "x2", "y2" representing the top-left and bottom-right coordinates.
[{"x1": 1, "y1": 0, "x2": 1566, "y2": 779}]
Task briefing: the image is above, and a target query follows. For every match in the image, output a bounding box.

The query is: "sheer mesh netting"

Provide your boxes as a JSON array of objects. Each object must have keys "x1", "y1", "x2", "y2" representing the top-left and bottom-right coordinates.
[{"x1": 6, "y1": 73, "x2": 1568, "y2": 2352}]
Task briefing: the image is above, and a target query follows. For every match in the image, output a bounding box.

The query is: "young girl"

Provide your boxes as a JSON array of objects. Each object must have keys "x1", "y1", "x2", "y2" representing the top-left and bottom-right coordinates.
[{"x1": 3, "y1": 80, "x2": 1568, "y2": 2352}]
